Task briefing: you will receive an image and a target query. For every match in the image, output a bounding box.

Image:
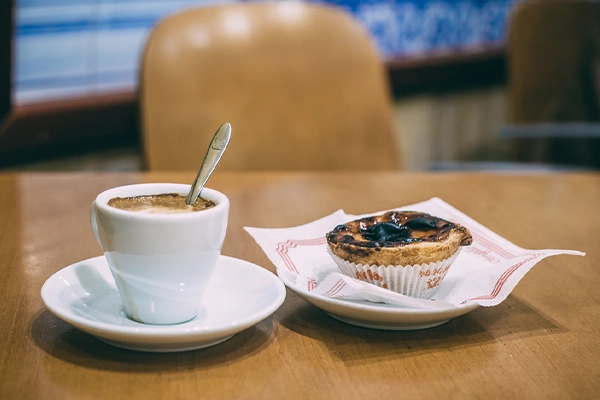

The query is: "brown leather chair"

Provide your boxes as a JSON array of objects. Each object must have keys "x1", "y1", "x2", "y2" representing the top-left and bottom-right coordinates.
[
  {"x1": 139, "y1": 1, "x2": 399, "y2": 171},
  {"x1": 504, "y1": 0, "x2": 600, "y2": 168}
]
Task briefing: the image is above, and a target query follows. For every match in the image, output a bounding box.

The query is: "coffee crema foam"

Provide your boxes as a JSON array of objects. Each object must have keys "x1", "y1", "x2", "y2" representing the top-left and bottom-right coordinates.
[{"x1": 108, "y1": 193, "x2": 216, "y2": 214}]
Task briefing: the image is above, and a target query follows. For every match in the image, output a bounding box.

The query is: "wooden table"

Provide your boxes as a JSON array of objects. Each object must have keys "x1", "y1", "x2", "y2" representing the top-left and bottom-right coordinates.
[{"x1": 1, "y1": 171, "x2": 598, "y2": 399}]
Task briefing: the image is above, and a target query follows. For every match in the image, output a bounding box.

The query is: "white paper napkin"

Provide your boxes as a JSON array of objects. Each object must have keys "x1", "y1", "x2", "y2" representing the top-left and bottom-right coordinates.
[{"x1": 245, "y1": 198, "x2": 585, "y2": 309}]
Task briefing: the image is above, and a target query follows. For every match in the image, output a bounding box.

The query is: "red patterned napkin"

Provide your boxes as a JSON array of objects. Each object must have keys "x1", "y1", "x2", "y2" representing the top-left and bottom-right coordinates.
[{"x1": 245, "y1": 198, "x2": 585, "y2": 308}]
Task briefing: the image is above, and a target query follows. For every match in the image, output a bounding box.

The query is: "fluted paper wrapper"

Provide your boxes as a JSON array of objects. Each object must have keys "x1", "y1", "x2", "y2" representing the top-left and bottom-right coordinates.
[
  {"x1": 327, "y1": 248, "x2": 461, "y2": 299},
  {"x1": 245, "y1": 198, "x2": 585, "y2": 309}
]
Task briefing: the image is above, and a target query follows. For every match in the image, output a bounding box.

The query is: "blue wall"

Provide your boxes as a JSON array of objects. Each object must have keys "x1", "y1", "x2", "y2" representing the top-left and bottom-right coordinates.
[
  {"x1": 323, "y1": 0, "x2": 515, "y2": 56},
  {"x1": 14, "y1": 0, "x2": 516, "y2": 105}
]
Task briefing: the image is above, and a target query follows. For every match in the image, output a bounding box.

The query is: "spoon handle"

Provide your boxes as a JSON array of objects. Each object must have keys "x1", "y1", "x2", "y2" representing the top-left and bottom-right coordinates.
[{"x1": 186, "y1": 122, "x2": 232, "y2": 205}]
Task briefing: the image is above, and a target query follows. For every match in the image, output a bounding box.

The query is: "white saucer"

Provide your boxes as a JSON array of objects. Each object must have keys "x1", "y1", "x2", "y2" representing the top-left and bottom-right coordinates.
[
  {"x1": 277, "y1": 271, "x2": 479, "y2": 330},
  {"x1": 41, "y1": 256, "x2": 286, "y2": 352}
]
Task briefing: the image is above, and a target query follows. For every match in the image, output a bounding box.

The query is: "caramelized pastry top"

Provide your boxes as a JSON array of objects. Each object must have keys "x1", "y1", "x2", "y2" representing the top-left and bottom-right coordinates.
[{"x1": 327, "y1": 211, "x2": 472, "y2": 248}]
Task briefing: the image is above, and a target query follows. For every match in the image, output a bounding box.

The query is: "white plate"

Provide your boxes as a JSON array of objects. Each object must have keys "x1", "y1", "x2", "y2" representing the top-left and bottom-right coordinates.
[
  {"x1": 277, "y1": 271, "x2": 479, "y2": 330},
  {"x1": 41, "y1": 256, "x2": 286, "y2": 352}
]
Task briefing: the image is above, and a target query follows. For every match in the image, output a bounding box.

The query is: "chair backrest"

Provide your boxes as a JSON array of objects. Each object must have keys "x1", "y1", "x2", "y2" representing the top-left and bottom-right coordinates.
[
  {"x1": 508, "y1": 0, "x2": 600, "y2": 123},
  {"x1": 505, "y1": 0, "x2": 600, "y2": 167},
  {"x1": 139, "y1": 1, "x2": 399, "y2": 171}
]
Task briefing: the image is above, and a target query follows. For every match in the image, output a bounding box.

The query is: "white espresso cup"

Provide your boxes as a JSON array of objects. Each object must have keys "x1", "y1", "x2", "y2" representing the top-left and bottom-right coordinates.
[{"x1": 90, "y1": 183, "x2": 229, "y2": 325}]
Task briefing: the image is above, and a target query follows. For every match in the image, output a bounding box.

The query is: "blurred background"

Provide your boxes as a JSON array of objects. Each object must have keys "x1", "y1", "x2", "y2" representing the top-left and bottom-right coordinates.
[{"x1": 0, "y1": 0, "x2": 598, "y2": 171}]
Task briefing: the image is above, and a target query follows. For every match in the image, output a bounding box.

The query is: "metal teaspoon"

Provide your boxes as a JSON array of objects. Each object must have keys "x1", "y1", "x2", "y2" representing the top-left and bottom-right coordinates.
[{"x1": 186, "y1": 122, "x2": 232, "y2": 205}]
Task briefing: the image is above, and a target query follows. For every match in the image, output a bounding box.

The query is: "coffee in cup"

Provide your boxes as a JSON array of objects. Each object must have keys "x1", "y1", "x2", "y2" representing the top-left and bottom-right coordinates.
[
  {"x1": 90, "y1": 183, "x2": 229, "y2": 325},
  {"x1": 108, "y1": 193, "x2": 215, "y2": 214}
]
